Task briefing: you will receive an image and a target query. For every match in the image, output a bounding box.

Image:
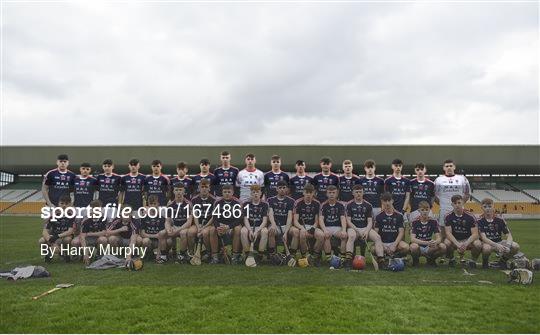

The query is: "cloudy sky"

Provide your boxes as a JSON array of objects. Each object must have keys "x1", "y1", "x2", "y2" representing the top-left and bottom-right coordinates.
[{"x1": 2, "y1": 1, "x2": 538, "y2": 145}]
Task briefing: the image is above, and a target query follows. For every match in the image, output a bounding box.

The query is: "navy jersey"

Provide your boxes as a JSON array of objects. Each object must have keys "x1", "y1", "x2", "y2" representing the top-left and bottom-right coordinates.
[
  {"x1": 320, "y1": 201, "x2": 346, "y2": 227},
  {"x1": 264, "y1": 171, "x2": 290, "y2": 198},
  {"x1": 289, "y1": 175, "x2": 314, "y2": 200},
  {"x1": 81, "y1": 217, "x2": 107, "y2": 234},
  {"x1": 192, "y1": 173, "x2": 217, "y2": 196},
  {"x1": 170, "y1": 176, "x2": 194, "y2": 200},
  {"x1": 293, "y1": 198, "x2": 321, "y2": 227},
  {"x1": 43, "y1": 169, "x2": 76, "y2": 206},
  {"x1": 375, "y1": 211, "x2": 404, "y2": 243},
  {"x1": 45, "y1": 217, "x2": 75, "y2": 235},
  {"x1": 190, "y1": 194, "x2": 216, "y2": 224},
  {"x1": 444, "y1": 211, "x2": 477, "y2": 241},
  {"x1": 213, "y1": 198, "x2": 243, "y2": 227},
  {"x1": 409, "y1": 178, "x2": 435, "y2": 211},
  {"x1": 167, "y1": 199, "x2": 191, "y2": 227},
  {"x1": 109, "y1": 218, "x2": 139, "y2": 239},
  {"x1": 213, "y1": 166, "x2": 240, "y2": 197},
  {"x1": 267, "y1": 196, "x2": 295, "y2": 226},
  {"x1": 144, "y1": 175, "x2": 170, "y2": 206},
  {"x1": 338, "y1": 175, "x2": 360, "y2": 202},
  {"x1": 384, "y1": 176, "x2": 411, "y2": 213},
  {"x1": 312, "y1": 173, "x2": 339, "y2": 203},
  {"x1": 243, "y1": 201, "x2": 269, "y2": 228},
  {"x1": 478, "y1": 217, "x2": 509, "y2": 243},
  {"x1": 73, "y1": 176, "x2": 97, "y2": 208},
  {"x1": 140, "y1": 216, "x2": 166, "y2": 235},
  {"x1": 357, "y1": 176, "x2": 385, "y2": 208},
  {"x1": 97, "y1": 173, "x2": 121, "y2": 206},
  {"x1": 346, "y1": 200, "x2": 373, "y2": 228},
  {"x1": 120, "y1": 173, "x2": 146, "y2": 209},
  {"x1": 411, "y1": 219, "x2": 440, "y2": 241}
]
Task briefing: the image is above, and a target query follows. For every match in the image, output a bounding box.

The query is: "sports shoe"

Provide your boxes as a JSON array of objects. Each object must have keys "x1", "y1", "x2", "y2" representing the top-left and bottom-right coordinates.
[
  {"x1": 448, "y1": 258, "x2": 456, "y2": 267},
  {"x1": 155, "y1": 257, "x2": 166, "y2": 264},
  {"x1": 209, "y1": 256, "x2": 220, "y2": 265}
]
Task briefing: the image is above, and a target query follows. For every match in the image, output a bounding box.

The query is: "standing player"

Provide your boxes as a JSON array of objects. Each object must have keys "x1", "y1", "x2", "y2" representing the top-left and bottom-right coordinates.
[
  {"x1": 140, "y1": 195, "x2": 171, "y2": 263},
  {"x1": 374, "y1": 193, "x2": 410, "y2": 258},
  {"x1": 410, "y1": 201, "x2": 446, "y2": 266},
  {"x1": 264, "y1": 155, "x2": 290, "y2": 199},
  {"x1": 73, "y1": 163, "x2": 98, "y2": 209},
  {"x1": 384, "y1": 159, "x2": 411, "y2": 215},
  {"x1": 267, "y1": 181, "x2": 295, "y2": 257},
  {"x1": 119, "y1": 159, "x2": 146, "y2": 210},
  {"x1": 292, "y1": 184, "x2": 323, "y2": 264},
  {"x1": 143, "y1": 160, "x2": 170, "y2": 207},
  {"x1": 312, "y1": 157, "x2": 339, "y2": 203},
  {"x1": 96, "y1": 159, "x2": 121, "y2": 207},
  {"x1": 357, "y1": 159, "x2": 385, "y2": 218},
  {"x1": 165, "y1": 184, "x2": 195, "y2": 262},
  {"x1": 409, "y1": 162, "x2": 435, "y2": 222},
  {"x1": 39, "y1": 195, "x2": 75, "y2": 262},
  {"x1": 170, "y1": 162, "x2": 194, "y2": 200},
  {"x1": 443, "y1": 195, "x2": 481, "y2": 266},
  {"x1": 241, "y1": 185, "x2": 269, "y2": 256},
  {"x1": 191, "y1": 158, "x2": 217, "y2": 196},
  {"x1": 478, "y1": 198, "x2": 520, "y2": 268},
  {"x1": 211, "y1": 184, "x2": 244, "y2": 264},
  {"x1": 338, "y1": 160, "x2": 360, "y2": 203},
  {"x1": 236, "y1": 153, "x2": 264, "y2": 203},
  {"x1": 318, "y1": 186, "x2": 347, "y2": 258},
  {"x1": 213, "y1": 151, "x2": 239, "y2": 198},
  {"x1": 434, "y1": 159, "x2": 471, "y2": 240},
  {"x1": 191, "y1": 179, "x2": 217, "y2": 263},
  {"x1": 289, "y1": 160, "x2": 313, "y2": 200},
  {"x1": 42, "y1": 154, "x2": 76, "y2": 207}
]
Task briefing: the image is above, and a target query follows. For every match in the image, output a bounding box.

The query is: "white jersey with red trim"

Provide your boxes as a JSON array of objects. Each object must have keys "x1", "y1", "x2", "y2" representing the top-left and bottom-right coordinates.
[
  {"x1": 434, "y1": 174, "x2": 470, "y2": 210},
  {"x1": 236, "y1": 168, "x2": 264, "y2": 203}
]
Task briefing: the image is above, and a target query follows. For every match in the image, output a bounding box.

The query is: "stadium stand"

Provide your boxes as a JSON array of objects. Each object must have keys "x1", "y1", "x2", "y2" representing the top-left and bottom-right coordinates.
[{"x1": 471, "y1": 189, "x2": 536, "y2": 202}]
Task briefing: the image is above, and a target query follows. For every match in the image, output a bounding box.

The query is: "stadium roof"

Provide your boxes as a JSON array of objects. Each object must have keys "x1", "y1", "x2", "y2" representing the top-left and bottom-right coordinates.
[{"x1": 1, "y1": 145, "x2": 539, "y2": 175}]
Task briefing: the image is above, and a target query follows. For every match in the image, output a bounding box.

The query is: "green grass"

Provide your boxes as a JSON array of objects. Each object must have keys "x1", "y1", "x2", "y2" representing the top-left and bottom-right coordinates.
[{"x1": 1, "y1": 216, "x2": 539, "y2": 333}]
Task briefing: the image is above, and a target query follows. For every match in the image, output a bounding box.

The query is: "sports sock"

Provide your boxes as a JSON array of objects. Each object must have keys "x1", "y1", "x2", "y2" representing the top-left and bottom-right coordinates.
[
  {"x1": 345, "y1": 252, "x2": 353, "y2": 260},
  {"x1": 268, "y1": 247, "x2": 276, "y2": 254}
]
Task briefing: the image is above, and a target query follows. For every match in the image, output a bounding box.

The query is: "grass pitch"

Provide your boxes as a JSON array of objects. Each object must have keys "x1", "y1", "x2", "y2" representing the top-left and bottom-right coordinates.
[{"x1": 0, "y1": 216, "x2": 539, "y2": 333}]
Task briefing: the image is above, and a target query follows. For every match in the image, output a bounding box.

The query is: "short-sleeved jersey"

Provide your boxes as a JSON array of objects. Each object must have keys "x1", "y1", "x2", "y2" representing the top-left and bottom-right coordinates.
[
  {"x1": 81, "y1": 217, "x2": 107, "y2": 234},
  {"x1": 43, "y1": 169, "x2": 76, "y2": 206},
  {"x1": 444, "y1": 211, "x2": 477, "y2": 241},
  {"x1": 434, "y1": 174, "x2": 471, "y2": 210},
  {"x1": 293, "y1": 198, "x2": 321, "y2": 227},
  {"x1": 357, "y1": 176, "x2": 385, "y2": 208},
  {"x1": 319, "y1": 201, "x2": 345, "y2": 227},
  {"x1": 375, "y1": 211, "x2": 404, "y2": 243},
  {"x1": 409, "y1": 178, "x2": 436, "y2": 211},
  {"x1": 97, "y1": 173, "x2": 121, "y2": 206},
  {"x1": 338, "y1": 175, "x2": 361, "y2": 202},
  {"x1": 167, "y1": 199, "x2": 191, "y2": 227},
  {"x1": 120, "y1": 173, "x2": 146, "y2": 209},
  {"x1": 346, "y1": 200, "x2": 373, "y2": 228},
  {"x1": 289, "y1": 175, "x2": 314, "y2": 200},
  {"x1": 140, "y1": 216, "x2": 166, "y2": 235},
  {"x1": 213, "y1": 166, "x2": 240, "y2": 197},
  {"x1": 213, "y1": 197, "x2": 243, "y2": 227},
  {"x1": 109, "y1": 218, "x2": 139, "y2": 239},
  {"x1": 192, "y1": 173, "x2": 217, "y2": 196},
  {"x1": 190, "y1": 194, "x2": 215, "y2": 224},
  {"x1": 144, "y1": 175, "x2": 170, "y2": 206},
  {"x1": 267, "y1": 196, "x2": 295, "y2": 226},
  {"x1": 478, "y1": 217, "x2": 509, "y2": 243},
  {"x1": 236, "y1": 168, "x2": 264, "y2": 203},
  {"x1": 264, "y1": 171, "x2": 290, "y2": 198},
  {"x1": 73, "y1": 175, "x2": 98, "y2": 208},
  {"x1": 411, "y1": 219, "x2": 440, "y2": 241},
  {"x1": 169, "y1": 176, "x2": 194, "y2": 200},
  {"x1": 243, "y1": 201, "x2": 269, "y2": 228},
  {"x1": 384, "y1": 176, "x2": 411, "y2": 213},
  {"x1": 312, "y1": 173, "x2": 339, "y2": 203},
  {"x1": 45, "y1": 217, "x2": 75, "y2": 235}
]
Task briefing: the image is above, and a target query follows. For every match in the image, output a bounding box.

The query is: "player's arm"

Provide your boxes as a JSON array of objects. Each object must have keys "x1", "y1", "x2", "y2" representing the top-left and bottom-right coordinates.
[
  {"x1": 433, "y1": 181, "x2": 440, "y2": 205},
  {"x1": 268, "y1": 207, "x2": 278, "y2": 228},
  {"x1": 165, "y1": 217, "x2": 173, "y2": 234},
  {"x1": 260, "y1": 215, "x2": 268, "y2": 229},
  {"x1": 463, "y1": 178, "x2": 471, "y2": 202},
  {"x1": 365, "y1": 217, "x2": 373, "y2": 232},
  {"x1": 480, "y1": 231, "x2": 499, "y2": 248},
  {"x1": 395, "y1": 227, "x2": 404, "y2": 245},
  {"x1": 42, "y1": 180, "x2": 53, "y2": 207},
  {"x1": 403, "y1": 192, "x2": 411, "y2": 212},
  {"x1": 340, "y1": 215, "x2": 347, "y2": 233},
  {"x1": 318, "y1": 213, "x2": 326, "y2": 231},
  {"x1": 293, "y1": 213, "x2": 304, "y2": 230},
  {"x1": 345, "y1": 214, "x2": 355, "y2": 229},
  {"x1": 464, "y1": 224, "x2": 479, "y2": 247},
  {"x1": 444, "y1": 225, "x2": 459, "y2": 247}
]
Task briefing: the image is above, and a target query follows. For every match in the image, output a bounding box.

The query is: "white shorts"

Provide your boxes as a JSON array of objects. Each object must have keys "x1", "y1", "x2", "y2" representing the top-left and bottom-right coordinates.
[
  {"x1": 420, "y1": 245, "x2": 430, "y2": 256},
  {"x1": 383, "y1": 242, "x2": 394, "y2": 249},
  {"x1": 438, "y1": 208, "x2": 452, "y2": 226},
  {"x1": 304, "y1": 225, "x2": 314, "y2": 233},
  {"x1": 326, "y1": 226, "x2": 342, "y2": 234}
]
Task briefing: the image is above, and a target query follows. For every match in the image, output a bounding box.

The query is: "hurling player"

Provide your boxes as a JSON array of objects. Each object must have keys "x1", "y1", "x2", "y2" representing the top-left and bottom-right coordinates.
[
  {"x1": 42, "y1": 154, "x2": 76, "y2": 207},
  {"x1": 212, "y1": 184, "x2": 244, "y2": 264},
  {"x1": 143, "y1": 160, "x2": 170, "y2": 207},
  {"x1": 319, "y1": 185, "x2": 347, "y2": 258},
  {"x1": 39, "y1": 195, "x2": 75, "y2": 262},
  {"x1": 170, "y1": 162, "x2": 194, "y2": 200},
  {"x1": 312, "y1": 157, "x2": 339, "y2": 203},
  {"x1": 191, "y1": 179, "x2": 217, "y2": 263},
  {"x1": 140, "y1": 195, "x2": 171, "y2": 264},
  {"x1": 293, "y1": 184, "x2": 323, "y2": 264},
  {"x1": 409, "y1": 162, "x2": 435, "y2": 222},
  {"x1": 374, "y1": 193, "x2": 409, "y2": 258},
  {"x1": 119, "y1": 158, "x2": 146, "y2": 210},
  {"x1": 357, "y1": 159, "x2": 385, "y2": 218},
  {"x1": 264, "y1": 155, "x2": 290, "y2": 199},
  {"x1": 192, "y1": 158, "x2": 217, "y2": 197},
  {"x1": 289, "y1": 160, "x2": 313, "y2": 200},
  {"x1": 384, "y1": 158, "x2": 411, "y2": 215},
  {"x1": 236, "y1": 153, "x2": 264, "y2": 203},
  {"x1": 410, "y1": 201, "x2": 446, "y2": 266},
  {"x1": 267, "y1": 180, "x2": 295, "y2": 256},
  {"x1": 166, "y1": 184, "x2": 195, "y2": 263},
  {"x1": 97, "y1": 159, "x2": 121, "y2": 207},
  {"x1": 241, "y1": 185, "x2": 269, "y2": 255},
  {"x1": 213, "y1": 151, "x2": 239, "y2": 198},
  {"x1": 338, "y1": 159, "x2": 360, "y2": 203}
]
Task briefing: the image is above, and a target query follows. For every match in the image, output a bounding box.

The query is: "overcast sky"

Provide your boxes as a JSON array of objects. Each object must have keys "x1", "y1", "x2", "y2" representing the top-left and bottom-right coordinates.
[{"x1": 2, "y1": 2, "x2": 538, "y2": 145}]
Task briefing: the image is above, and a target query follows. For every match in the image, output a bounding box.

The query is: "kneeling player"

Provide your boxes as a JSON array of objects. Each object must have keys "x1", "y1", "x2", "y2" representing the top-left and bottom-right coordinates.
[
  {"x1": 345, "y1": 185, "x2": 384, "y2": 267},
  {"x1": 374, "y1": 193, "x2": 409, "y2": 258},
  {"x1": 478, "y1": 198, "x2": 520, "y2": 268},
  {"x1": 213, "y1": 184, "x2": 244, "y2": 264},
  {"x1": 319, "y1": 185, "x2": 347, "y2": 259},
  {"x1": 241, "y1": 185, "x2": 269, "y2": 259},
  {"x1": 410, "y1": 201, "x2": 446, "y2": 266},
  {"x1": 292, "y1": 184, "x2": 323, "y2": 264},
  {"x1": 443, "y1": 195, "x2": 482, "y2": 266},
  {"x1": 140, "y1": 195, "x2": 171, "y2": 263},
  {"x1": 107, "y1": 205, "x2": 140, "y2": 263},
  {"x1": 39, "y1": 195, "x2": 75, "y2": 262},
  {"x1": 166, "y1": 184, "x2": 196, "y2": 262},
  {"x1": 72, "y1": 199, "x2": 109, "y2": 264}
]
